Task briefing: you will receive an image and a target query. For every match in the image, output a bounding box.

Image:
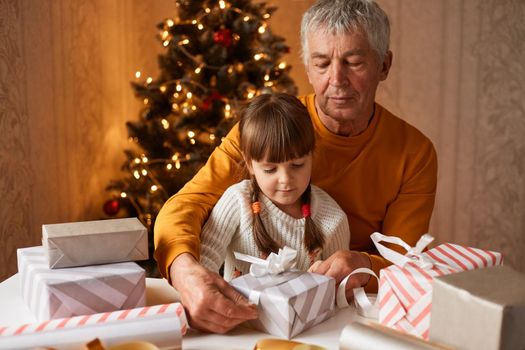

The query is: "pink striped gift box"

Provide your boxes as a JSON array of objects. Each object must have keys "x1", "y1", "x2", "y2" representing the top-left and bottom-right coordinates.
[
  {"x1": 0, "y1": 303, "x2": 188, "y2": 349},
  {"x1": 17, "y1": 246, "x2": 145, "y2": 321},
  {"x1": 376, "y1": 237, "x2": 502, "y2": 340}
]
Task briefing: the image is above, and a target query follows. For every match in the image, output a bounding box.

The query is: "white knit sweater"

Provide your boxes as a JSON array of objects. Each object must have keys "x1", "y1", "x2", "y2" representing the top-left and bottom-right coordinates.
[{"x1": 200, "y1": 180, "x2": 350, "y2": 281}]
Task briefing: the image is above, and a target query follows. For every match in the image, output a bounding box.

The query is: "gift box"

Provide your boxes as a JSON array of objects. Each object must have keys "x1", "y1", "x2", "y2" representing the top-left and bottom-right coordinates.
[
  {"x1": 0, "y1": 303, "x2": 187, "y2": 350},
  {"x1": 42, "y1": 217, "x2": 148, "y2": 268},
  {"x1": 373, "y1": 232, "x2": 502, "y2": 340},
  {"x1": 429, "y1": 265, "x2": 525, "y2": 350},
  {"x1": 230, "y1": 270, "x2": 336, "y2": 339},
  {"x1": 18, "y1": 246, "x2": 146, "y2": 321}
]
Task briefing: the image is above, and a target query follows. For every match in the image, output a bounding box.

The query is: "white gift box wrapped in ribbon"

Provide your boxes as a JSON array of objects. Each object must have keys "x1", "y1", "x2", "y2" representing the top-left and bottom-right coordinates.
[
  {"x1": 17, "y1": 246, "x2": 146, "y2": 321},
  {"x1": 371, "y1": 232, "x2": 503, "y2": 340},
  {"x1": 230, "y1": 247, "x2": 336, "y2": 339}
]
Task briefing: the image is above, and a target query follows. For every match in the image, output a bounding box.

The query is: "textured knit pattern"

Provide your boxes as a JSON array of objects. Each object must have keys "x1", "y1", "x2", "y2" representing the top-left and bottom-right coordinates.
[{"x1": 199, "y1": 180, "x2": 350, "y2": 281}]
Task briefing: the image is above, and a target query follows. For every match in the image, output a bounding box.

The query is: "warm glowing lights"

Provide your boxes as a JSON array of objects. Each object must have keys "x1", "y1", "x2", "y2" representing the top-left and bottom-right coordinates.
[
  {"x1": 120, "y1": 192, "x2": 127, "y2": 198},
  {"x1": 194, "y1": 67, "x2": 202, "y2": 74},
  {"x1": 264, "y1": 74, "x2": 270, "y2": 81},
  {"x1": 160, "y1": 85, "x2": 167, "y2": 92},
  {"x1": 161, "y1": 31, "x2": 169, "y2": 40},
  {"x1": 134, "y1": 158, "x2": 141, "y2": 164},
  {"x1": 146, "y1": 77, "x2": 153, "y2": 84},
  {"x1": 247, "y1": 90, "x2": 255, "y2": 99},
  {"x1": 175, "y1": 161, "x2": 181, "y2": 169},
  {"x1": 135, "y1": 71, "x2": 141, "y2": 78},
  {"x1": 151, "y1": 185, "x2": 158, "y2": 192},
  {"x1": 219, "y1": 0, "x2": 226, "y2": 9},
  {"x1": 209, "y1": 134, "x2": 216, "y2": 141},
  {"x1": 166, "y1": 19, "x2": 174, "y2": 27},
  {"x1": 192, "y1": 20, "x2": 197, "y2": 24},
  {"x1": 172, "y1": 153, "x2": 179, "y2": 161},
  {"x1": 143, "y1": 98, "x2": 149, "y2": 105},
  {"x1": 190, "y1": 139, "x2": 196, "y2": 145},
  {"x1": 243, "y1": 16, "x2": 250, "y2": 22},
  {"x1": 197, "y1": 24, "x2": 204, "y2": 30},
  {"x1": 141, "y1": 169, "x2": 148, "y2": 176},
  {"x1": 176, "y1": 84, "x2": 182, "y2": 92},
  {"x1": 263, "y1": 13, "x2": 271, "y2": 19},
  {"x1": 166, "y1": 163, "x2": 173, "y2": 170},
  {"x1": 225, "y1": 103, "x2": 232, "y2": 118},
  {"x1": 254, "y1": 53, "x2": 263, "y2": 61},
  {"x1": 278, "y1": 62, "x2": 287, "y2": 69},
  {"x1": 186, "y1": 92, "x2": 193, "y2": 99},
  {"x1": 179, "y1": 39, "x2": 190, "y2": 45},
  {"x1": 205, "y1": 8, "x2": 211, "y2": 13},
  {"x1": 161, "y1": 119, "x2": 169, "y2": 129},
  {"x1": 187, "y1": 131, "x2": 195, "y2": 138},
  {"x1": 163, "y1": 40, "x2": 170, "y2": 47},
  {"x1": 191, "y1": 105, "x2": 197, "y2": 111},
  {"x1": 133, "y1": 170, "x2": 140, "y2": 179},
  {"x1": 258, "y1": 25, "x2": 266, "y2": 34},
  {"x1": 141, "y1": 156, "x2": 148, "y2": 163}
]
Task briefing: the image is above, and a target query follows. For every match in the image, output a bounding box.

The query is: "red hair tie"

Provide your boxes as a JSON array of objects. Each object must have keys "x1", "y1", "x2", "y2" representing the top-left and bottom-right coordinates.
[
  {"x1": 302, "y1": 204, "x2": 311, "y2": 218},
  {"x1": 252, "y1": 201, "x2": 261, "y2": 214}
]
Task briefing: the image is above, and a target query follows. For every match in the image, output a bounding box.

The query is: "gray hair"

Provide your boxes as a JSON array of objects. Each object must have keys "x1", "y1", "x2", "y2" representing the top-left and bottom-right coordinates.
[{"x1": 300, "y1": 0, "x2": 390, "y2": 65}]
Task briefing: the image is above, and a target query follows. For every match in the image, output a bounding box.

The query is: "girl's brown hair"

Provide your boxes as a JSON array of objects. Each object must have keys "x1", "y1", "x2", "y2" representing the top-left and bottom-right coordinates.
[{"x1": 239, "y1": 93, "x2": 324, "y2": 256}]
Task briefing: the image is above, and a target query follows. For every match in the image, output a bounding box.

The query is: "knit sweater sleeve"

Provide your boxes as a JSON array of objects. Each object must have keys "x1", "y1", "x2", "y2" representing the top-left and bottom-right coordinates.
[
  {"x1": 199, "y1": 183, "x2": 242, "y2": 273},
  {"x1": 310, "y1": 186, "x2": 351, "y2": 260}
]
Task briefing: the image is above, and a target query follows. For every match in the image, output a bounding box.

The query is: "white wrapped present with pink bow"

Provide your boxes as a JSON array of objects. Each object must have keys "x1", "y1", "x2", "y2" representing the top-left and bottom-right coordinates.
[{"x1": 369, "y1": 232, "x2": 503, "y2": 339}]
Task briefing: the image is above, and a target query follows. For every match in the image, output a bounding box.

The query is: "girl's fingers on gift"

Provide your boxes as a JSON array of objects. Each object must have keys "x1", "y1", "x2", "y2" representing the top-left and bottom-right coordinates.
[{"x1": 308, "y1": 260, "x2": 323, "y2": 272}]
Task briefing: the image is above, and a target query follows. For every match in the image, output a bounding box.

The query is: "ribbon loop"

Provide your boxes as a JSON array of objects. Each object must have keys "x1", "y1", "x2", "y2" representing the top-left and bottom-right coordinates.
[
  {"x1": 370, "y1": 232, "x2": 437, "y2": 269},
  {"x1": 234, "y1": 246, "x2": 297, "y2": 277}
]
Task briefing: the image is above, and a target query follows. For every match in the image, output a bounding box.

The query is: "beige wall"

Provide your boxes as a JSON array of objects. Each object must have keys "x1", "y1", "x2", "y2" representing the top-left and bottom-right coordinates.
[{"x1": 1, "y1": 0, "x2": 523, "y2": 281}]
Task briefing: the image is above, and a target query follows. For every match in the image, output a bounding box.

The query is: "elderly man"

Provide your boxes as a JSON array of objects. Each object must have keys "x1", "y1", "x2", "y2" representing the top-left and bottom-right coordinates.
[{"x1": 154, "y1": 0, "x2": 437, "y2": 333}]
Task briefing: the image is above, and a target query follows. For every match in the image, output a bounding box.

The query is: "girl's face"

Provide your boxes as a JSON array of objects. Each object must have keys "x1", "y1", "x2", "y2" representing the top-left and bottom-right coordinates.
[{"x1": 247, "y1": 153, "x2": 312, "y2": 217}]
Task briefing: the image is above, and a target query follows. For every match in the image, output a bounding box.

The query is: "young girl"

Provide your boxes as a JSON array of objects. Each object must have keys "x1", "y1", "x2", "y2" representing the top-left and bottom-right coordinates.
[{"x1": 199, "y1": 93, "x2": 350, "y2": 280}]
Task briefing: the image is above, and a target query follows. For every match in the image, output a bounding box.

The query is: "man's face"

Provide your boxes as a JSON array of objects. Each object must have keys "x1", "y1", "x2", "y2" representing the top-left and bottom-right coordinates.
[{"x1": 305, "y1": 28, "x2": 391, "y2": 134}]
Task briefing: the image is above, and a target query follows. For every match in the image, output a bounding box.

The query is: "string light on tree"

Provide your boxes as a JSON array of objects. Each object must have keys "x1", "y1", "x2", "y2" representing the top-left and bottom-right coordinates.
[{"x1": 104, "y1": 0, "x2": 297, "y2": 273}]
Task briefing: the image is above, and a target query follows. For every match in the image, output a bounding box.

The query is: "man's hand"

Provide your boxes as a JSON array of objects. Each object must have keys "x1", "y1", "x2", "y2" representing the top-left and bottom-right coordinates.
[
  {"x1": 169, "y1": 253, "x2": 258, "y2": 333},
  {"x1": 308, "y1": 250, "x2": 372, "y2": 300}
]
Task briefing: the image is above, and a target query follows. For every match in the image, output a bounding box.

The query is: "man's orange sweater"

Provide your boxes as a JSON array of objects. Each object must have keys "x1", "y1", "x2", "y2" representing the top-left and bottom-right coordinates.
[{"x1": 154, "y1": 94, "x2": 437, "y2": 291}]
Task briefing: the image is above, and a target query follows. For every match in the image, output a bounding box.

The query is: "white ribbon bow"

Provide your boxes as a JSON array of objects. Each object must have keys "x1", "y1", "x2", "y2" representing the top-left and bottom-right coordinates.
[
  {"x1": 371, "y1": 232, "x2": 450, "y2": 270},
  {"x1": 234, "y1": 246, "x2": 298, "y2": 277}
]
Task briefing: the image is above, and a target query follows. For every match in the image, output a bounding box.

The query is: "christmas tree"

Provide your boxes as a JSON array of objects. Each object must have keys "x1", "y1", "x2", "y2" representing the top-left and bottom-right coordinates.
[{"x1": 103, "y1": 0, "x2": 297, "y2": 274}]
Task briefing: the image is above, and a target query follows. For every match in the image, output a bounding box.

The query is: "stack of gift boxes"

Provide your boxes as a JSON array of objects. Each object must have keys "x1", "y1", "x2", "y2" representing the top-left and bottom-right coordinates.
[
  {"x1": 4, "y1": 218, "x2": 188, "y2": 349},
  {"x1": 357, "y1": 232, "x2": 525, "y2": 349},
  {"x1": 18, "y1": 217, "x2": 148, "y2": 321}
]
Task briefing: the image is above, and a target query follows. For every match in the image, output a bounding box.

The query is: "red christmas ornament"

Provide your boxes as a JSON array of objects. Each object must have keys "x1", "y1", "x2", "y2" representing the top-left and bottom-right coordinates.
[
  {"x1": 103, "y1": 199, "x2": 120, "y2": 216},
  {"x1": 201, "y1": 91, "x2": 224, "y2": 111},
  {"x1": 213, "y1": 28, "x2": 232, "y2": 47}
]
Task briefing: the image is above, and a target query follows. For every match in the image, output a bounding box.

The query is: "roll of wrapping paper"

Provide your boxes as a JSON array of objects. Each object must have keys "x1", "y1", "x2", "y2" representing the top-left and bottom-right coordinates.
[
  {"x1": 0, "y1": 303, "x2": 187, "y2": 350},
  {"x1": 339, "y1": 321, "x2": 454, "y2": 350}
]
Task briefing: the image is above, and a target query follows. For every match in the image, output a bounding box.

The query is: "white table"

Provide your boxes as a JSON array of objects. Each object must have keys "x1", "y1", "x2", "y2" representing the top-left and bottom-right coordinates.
[{"x1": 0, "y1": 274, "x2": 361, "y2": 350}]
